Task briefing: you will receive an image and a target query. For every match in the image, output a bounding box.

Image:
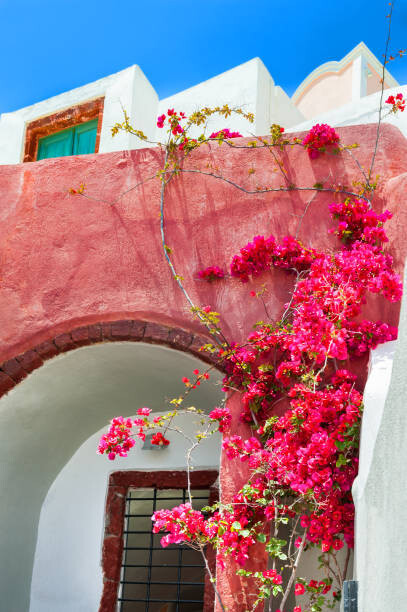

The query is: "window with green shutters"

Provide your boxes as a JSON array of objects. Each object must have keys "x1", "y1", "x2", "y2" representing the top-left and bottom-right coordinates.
[{"x1": 37, "y1": 119, "x2": 98, "y2": 160}]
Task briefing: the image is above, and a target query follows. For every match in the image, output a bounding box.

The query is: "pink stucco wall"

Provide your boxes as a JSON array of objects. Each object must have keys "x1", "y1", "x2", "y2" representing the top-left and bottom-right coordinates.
[{"x1": 1, "y1": 123, "x2": 407, "y2": 609}]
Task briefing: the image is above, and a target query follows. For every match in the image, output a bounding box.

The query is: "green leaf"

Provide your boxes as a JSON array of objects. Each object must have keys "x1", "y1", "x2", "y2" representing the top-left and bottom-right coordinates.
[
  {"x1": 232, "y1": 521, "x2": 242, "y2": 531},
  {"x1": 336, "y1": 454, "x2": 348, "y2": 467},
  {"x1": 257, "y1": 533, "x2": 267, "y2": 543},
  {"x1": 236, "y1": 568, "x2": 251, "y2": 576}
]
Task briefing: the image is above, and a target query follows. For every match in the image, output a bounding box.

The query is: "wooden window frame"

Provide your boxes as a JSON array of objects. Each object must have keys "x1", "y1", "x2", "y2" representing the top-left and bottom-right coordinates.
[{"x1": 23, "y1": 96, "x2": 104, "y2": 162}]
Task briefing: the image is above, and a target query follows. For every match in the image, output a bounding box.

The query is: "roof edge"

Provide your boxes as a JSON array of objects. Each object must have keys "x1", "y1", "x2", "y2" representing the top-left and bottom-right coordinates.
[{"x1": 292, "y1": 42, "x2": 399, "y2": 104}]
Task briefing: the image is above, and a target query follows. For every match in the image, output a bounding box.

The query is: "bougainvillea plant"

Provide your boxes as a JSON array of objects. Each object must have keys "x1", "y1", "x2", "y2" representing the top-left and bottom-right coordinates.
[
  {"x1": 386, "y1": 92, "x2": 406, "y2": 113},
  {"x1": 88, "y1": 92, "x2": 405, "y2": 611},
  {"x1": 82, "y1": 21, "x2": 405, "y2": 607}
]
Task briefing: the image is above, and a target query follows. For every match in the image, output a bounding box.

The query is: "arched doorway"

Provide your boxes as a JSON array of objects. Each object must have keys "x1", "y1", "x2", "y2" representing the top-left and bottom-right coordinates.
[{"x1": 0, "y1": 338, "x2": 223, "y2": 612}]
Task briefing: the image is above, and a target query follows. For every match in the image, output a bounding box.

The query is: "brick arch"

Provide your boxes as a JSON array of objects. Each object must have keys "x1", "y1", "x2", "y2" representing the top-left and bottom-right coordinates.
[{"x1": 0, "y1": 319, "x2": 221, "y2": 399}]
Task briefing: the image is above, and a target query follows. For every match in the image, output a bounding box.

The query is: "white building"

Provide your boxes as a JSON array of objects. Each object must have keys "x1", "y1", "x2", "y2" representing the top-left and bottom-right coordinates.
[
  {"x1": 0, "y1": 41, "x2": 404, "y2": 166},
  {"x1": 0, "y1": 42, "x2": 406, "y2": 612}
]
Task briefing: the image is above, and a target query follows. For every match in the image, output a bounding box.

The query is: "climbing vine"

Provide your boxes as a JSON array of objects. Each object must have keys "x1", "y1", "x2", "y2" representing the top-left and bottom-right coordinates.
[
  {"x1": 91, "y1": 90, "x2": 405, "y2": 612},
  {"x1": 81, "y1": 13, "x2": 407, "y2": 609}
]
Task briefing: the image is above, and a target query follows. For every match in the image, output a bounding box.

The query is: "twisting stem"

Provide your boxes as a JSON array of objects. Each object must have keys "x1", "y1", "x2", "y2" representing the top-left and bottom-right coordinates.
[
  {"x1": 177, "y1": 167, "x2": 370, "y2": 202},
  {"x1": 368, "y1": 0, "x2": 395, "y2": 183},
  {"x1": 199, "y1": 544, "x2": 226, "y2": 612},
  {"x1": 158, "y1": 155, "x2": 227, "y2": 346},
  {"x1": 279, "y1": 529, "x2": 308, "y2": 611},
  {"x1": 179, "y1": 416, "x2": 226, "y2": 611},
  {"x1": 159, "y1": 154, "x2": 196, "y2": 311},
  {"x1": 331, "y1": 551, "x2": 345, "y2": 589},
  {"x1": 295, "y1": 190, "x2": 319, "y2": 239},
  {"x1": 343, "y1": 546, "x2": 351, "y2": 585}
]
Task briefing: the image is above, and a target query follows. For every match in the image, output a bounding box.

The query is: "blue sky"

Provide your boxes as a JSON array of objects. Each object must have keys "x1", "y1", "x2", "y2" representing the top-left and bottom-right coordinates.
[{"x1": 0, "y1": 0, "x2": 406, "y2": 114}]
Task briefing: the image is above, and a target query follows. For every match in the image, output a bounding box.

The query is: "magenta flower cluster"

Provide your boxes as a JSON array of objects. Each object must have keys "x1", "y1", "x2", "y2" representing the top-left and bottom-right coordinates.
[
  {"x1": 97, "y1": 407, "x2": 171, "y2": 459},
  {"x1": 209, "y1": 128, "x2": 243, "y2": 139},
  {"x1": 157, "y1": 108, "x2": 186, "y2": 135},
  {"x1": 197, "y1": 265, "x2": 225, "y2": 282},
  {"x1": 386, "y1": 93, "x2": 406, "y2": 113},
  {"x1": 329, "y1": 198, "x2": 392, "y2": 244},
  {"x1": 230, "y1": 234, "x2": 317, "y2": 282},
  {"x1": 302, "y1": 123, "x2": 340, "y2": 158}
]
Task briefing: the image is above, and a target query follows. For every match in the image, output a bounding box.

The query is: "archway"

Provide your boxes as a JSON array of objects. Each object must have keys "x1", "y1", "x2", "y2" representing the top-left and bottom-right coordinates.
[{"x1": 0, "y1": 335, "x2": 223, "y2": 612}]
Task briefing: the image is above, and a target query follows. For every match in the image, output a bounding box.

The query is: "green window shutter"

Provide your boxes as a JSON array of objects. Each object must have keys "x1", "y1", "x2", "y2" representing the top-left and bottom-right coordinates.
[
  {"x1": 37, "y1": 127, "x2": 74, "y2": 160},
  {"x1": 73, "y1": 119, "x2": 98, "y2": 155},
  {"x1": 36, "y1": 119, "x2": 98, "y2": 161}
]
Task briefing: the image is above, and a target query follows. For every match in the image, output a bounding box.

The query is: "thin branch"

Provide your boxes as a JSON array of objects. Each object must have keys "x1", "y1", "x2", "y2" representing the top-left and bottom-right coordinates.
[
  {"x1": 279, "y1": 528, "x2": 308, "y2": 612},
  {"x1": 368, "y1": 0, "x2": 395, "y2": 183},
  {"x1": 75, "y1": 172, "x2": 158, "y2": 206},
  {"x1": 177, "y1": 167, "x2": 370, "y2": 202},
  {"x1": 295, "y1": 190, "x2": 319, "y2": 239},
  {"x1": 343, "y1": 546, "x2": 351, "y2": 584}
]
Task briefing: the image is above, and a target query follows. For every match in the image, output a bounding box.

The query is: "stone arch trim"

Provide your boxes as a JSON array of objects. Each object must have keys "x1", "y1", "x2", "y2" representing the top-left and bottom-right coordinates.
[{"x1": 0, "y1": 319, "x2": 221, "y2": 399}]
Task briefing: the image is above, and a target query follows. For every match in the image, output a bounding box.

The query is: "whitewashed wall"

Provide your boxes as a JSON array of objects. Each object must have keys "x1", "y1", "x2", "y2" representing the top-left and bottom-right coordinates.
[
  {"x1": 0, "y1": 47, "x2": 404, "y2": 166},
  {"x1": 0, "y1": 59, "x2": 306, "y2": 165},
  {"x1": 0, "y1": 342, "x2": 223, "y2": 612},
  {"x1": 352, "y1": 263, "x2": 407, "y2": 610},
  {"x1": 157, "y1": 58, "x2": 304, "y2": 140},
  {"x1": 289, "y1": 84, "x2": 407, "y2": 139},
  {"x1": 0, "y1": 65, "x2": 159, "y2": 164},
  {"x1": 29, "y1": 412, "x2": 221, "y2": 612}
]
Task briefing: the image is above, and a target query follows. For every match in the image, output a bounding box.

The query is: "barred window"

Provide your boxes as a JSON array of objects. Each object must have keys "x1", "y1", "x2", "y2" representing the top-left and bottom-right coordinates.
[{"x1": 118, "y1": 487, "x2": 210, "y2": 612}]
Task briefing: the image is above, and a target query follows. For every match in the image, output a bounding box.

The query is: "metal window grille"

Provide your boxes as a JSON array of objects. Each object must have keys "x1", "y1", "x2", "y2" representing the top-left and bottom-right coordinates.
[{"x1": 118, "y1": 487, "x2": 209, "y2": 612}]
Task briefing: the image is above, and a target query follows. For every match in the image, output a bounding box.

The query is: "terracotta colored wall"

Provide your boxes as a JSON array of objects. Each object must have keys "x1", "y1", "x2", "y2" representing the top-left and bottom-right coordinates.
[{"x1": 1, "y1": 123, "x2": 407, "y2": 610}]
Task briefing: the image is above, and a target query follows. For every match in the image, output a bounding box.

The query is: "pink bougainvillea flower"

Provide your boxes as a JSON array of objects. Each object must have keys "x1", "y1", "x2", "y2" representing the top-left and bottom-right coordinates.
[
  {"x1": 151, "y1": 432, "x2": 170, "y2": 446},
  {"x1": 209, "y1": 128, "x2": 243, "y2": 139},
  {"x1": 386, "y1": 93, "x2": 406, "y2": 112},
  {"x1": 137, "y1": 407, "x2": 151, "y2": 416},
  {"x1": 98, "y1": 114, "x2": 402, "y2": 603},
  {"x1": 302, "y1": 123, "x2": 340, "y2": 158},
  {"x1": 198, "y1": 265, "x2": 225, "y2": 282},
  {"x1": 295, "y1": 583, "x2": 306, "y2": 595}
]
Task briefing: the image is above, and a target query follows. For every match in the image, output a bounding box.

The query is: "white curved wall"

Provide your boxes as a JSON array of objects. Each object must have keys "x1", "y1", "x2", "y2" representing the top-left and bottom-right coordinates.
[
  {"x1": 0, "y1": 342, "x2": 223, "y2": 612},
  {"x1": 29, "y1": 412, "x2": 221, "y2": 612},
  {"x1": 289, "y1": 84, "x2": 407, "y2": 139},
  {"x1": 352, "y1": 263, "x2": 407, "y2": 612}
]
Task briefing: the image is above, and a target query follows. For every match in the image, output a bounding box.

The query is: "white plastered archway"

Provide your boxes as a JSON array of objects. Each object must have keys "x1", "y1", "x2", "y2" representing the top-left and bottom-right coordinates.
[{"x1": 0, "y1": 342, "x2": 223, "y2": 612}]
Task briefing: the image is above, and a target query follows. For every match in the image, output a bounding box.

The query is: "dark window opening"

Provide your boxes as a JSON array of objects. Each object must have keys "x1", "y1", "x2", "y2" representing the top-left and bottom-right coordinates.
[{"x1": 118, "y1": 487, "x2": 210, "y2": 612}]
